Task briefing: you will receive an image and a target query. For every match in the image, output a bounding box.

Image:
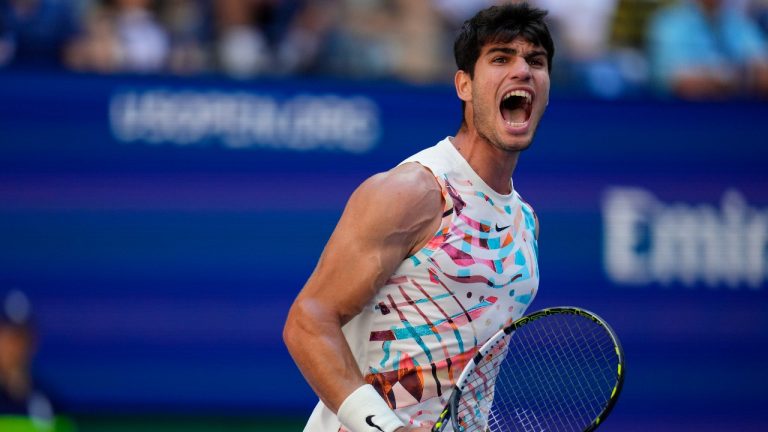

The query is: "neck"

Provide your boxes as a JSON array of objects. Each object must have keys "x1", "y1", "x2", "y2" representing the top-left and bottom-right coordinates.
[{"x1": 452, "y1": 126, "x2": 520, "y2": 195}]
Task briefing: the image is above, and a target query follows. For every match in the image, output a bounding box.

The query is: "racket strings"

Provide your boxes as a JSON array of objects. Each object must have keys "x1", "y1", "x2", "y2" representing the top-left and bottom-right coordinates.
[{"x1": 454, "y1": 314, "x2": 619, "y2": 432}]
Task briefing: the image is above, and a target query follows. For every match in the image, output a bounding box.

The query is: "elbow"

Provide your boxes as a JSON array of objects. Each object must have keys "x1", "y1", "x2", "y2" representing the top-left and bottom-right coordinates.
[
  {"x1": 284, "y1": 292, "x2": 354, "y2": 358},
  {"x1": 283, "y1": 301, "x2": 303, "y2": 355},
  {"x1": 283, "y1": 296, "x2": 329, "y2": 355}
]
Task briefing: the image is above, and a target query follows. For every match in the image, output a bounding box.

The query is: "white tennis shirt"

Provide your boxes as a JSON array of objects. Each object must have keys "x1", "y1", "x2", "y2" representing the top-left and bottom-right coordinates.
[{"x1": 304, "y1": 137, "x2": 540, "y2": 431}]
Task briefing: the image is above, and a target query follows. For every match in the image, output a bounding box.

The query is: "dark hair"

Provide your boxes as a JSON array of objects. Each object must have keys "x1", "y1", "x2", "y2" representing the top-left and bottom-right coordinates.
[{"x1": 454, "y1": 3, "x2": 555, "y2": 77}]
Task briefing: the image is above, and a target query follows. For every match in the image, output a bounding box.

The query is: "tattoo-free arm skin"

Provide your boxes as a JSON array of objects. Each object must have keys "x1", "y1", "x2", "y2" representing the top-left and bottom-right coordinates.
[{"x1": 283, "y1": 163, "x2": 442, "y2": 413}]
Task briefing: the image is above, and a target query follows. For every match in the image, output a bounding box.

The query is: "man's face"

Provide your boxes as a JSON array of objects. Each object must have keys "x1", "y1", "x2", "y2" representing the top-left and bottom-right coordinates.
[{"x1": 459, "y1": 37, "x2": 550, "y2": 153}]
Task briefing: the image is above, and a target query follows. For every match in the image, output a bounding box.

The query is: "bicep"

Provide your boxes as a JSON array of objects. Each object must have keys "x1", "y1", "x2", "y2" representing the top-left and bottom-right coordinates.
[
  {"x1": 297, "y1": 166, "x2": 443, "y2": 324},
  {"x1": 300, "y1": 220, "x2": 405, "y2": 325}
]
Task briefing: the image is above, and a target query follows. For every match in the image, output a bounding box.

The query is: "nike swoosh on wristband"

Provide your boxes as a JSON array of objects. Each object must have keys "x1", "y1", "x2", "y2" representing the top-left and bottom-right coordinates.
[
  {"x1": 495, "y1": 224, "x2": 511, "y2": 232},
  {"x1": 365, "y1": 415, "x2": 385, "y2": 432}
]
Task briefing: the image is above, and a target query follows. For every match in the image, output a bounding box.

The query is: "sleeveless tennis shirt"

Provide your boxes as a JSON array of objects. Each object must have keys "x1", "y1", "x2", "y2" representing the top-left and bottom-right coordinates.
[{"x1": 304, "y1": 137, "x2": 540, "y2": 431}]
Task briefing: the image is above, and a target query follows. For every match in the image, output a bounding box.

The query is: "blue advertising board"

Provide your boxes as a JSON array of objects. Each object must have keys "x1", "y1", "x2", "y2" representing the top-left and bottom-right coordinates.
[{"x1": 1, "y1": 70, "x2": 767, "y2": 430}]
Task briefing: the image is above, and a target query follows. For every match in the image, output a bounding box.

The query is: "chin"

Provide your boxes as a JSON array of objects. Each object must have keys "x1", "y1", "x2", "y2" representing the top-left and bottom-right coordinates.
[
  {"x1": 496, "y1": 130, "x2": 535, "y2": 153},
  {"x1": 488, "y1": 138, "x2": 531, "y2": 154},
  {"x1": 503, "y1": 141, "x2": 533, "y2": 153}
]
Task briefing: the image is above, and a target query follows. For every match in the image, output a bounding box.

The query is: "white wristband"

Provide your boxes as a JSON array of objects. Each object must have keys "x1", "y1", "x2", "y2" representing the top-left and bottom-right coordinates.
[{"x1": 337, "y1": 384, "x2": 406, "y2": 432}]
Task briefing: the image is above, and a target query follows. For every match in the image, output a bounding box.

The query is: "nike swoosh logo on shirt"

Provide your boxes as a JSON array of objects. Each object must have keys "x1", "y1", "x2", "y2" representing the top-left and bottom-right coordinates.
[
  {"x1": 366, "y1": 415, "x2": 385, "y2": 432},
  {"x1": 495, "y1": 224, "x2": 511, "y2": 232}
]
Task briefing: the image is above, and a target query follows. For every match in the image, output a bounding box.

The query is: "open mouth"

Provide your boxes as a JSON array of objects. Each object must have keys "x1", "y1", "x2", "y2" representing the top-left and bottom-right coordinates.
[{"x1": 500, "y1": 90, "x2": 533, "y2": 128}]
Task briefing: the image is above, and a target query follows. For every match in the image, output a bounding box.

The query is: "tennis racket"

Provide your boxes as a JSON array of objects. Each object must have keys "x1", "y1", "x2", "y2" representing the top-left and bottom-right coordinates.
[{"x1": 431, "y1": 307, "x2": 624, "y2": 432}]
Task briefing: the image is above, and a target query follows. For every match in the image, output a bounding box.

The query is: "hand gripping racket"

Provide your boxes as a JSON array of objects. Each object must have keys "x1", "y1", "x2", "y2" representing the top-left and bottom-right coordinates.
[{"x1": 431, "y1": 307, "x2": 624, "y2": 432}]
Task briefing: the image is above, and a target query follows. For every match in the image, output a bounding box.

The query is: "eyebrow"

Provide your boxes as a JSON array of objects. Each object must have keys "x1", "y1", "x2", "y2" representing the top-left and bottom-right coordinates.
[{"x1": 486, "y1": 46, "x2": 548, "y2": 59}]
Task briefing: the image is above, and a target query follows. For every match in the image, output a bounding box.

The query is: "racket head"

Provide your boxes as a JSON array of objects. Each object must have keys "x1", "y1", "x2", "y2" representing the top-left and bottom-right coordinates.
[{"x1": 439, "y1": 307, "x2": 624, "y2": 432}]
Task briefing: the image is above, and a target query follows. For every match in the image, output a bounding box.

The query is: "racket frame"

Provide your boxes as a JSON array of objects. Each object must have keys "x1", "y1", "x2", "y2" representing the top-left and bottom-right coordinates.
[{"x1": 431, "y1": 306, "x2": 625, "y2": 432}]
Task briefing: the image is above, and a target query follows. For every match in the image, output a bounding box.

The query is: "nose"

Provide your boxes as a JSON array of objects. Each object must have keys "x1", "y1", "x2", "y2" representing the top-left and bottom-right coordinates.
[{"x1": 510, "y1": 57, "x2": 532, "y2": 81}]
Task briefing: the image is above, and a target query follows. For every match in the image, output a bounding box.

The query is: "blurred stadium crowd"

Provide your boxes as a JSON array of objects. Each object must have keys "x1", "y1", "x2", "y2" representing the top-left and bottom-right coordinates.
[{"x1": 1, "y1": 0, "x2": 768, "y2": 99}]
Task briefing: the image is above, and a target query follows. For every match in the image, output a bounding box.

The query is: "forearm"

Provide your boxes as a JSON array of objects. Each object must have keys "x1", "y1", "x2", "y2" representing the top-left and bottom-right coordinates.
[{"x1": 283, "y1": 296, "x2": 365, "y2": 413}]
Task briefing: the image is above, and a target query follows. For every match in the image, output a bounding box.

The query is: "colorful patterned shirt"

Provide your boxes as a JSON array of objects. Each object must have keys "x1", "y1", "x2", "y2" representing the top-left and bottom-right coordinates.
[{"x1": 305, "y1": 137, "x2": 540, "y2": 431}]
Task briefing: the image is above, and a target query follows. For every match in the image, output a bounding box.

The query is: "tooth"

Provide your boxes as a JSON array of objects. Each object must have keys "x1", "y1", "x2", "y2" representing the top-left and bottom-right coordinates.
[{"x1": 503, "y1": 90, "x2": 532, "y2": 102}]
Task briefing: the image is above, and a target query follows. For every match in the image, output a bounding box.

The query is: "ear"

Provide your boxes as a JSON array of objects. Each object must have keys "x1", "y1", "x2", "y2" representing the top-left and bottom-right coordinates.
[{"x1": 454, "y1": 70, "x2": 472, "y2": 104}]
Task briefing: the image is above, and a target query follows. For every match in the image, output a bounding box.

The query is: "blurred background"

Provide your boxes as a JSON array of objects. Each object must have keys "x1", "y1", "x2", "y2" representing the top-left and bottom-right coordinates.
[{"x1": 0, "y1": 0, "x2": 767, "y2": 431}]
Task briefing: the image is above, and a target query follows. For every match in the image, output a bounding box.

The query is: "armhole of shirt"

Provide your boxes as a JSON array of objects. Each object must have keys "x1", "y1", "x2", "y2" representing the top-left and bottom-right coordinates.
[
  {"x1": 517, "y1": 192, "x2": 539, "y2": 241},
  {"x1": 406, "y1": 160, "x2": 453, "y2": 222},
  {"x1": 401, "y1": 162, "x2": 454, "y2": 265}
]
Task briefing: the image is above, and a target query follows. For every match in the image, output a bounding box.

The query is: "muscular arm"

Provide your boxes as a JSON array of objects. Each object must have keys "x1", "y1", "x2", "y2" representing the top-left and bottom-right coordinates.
[{"x1": 283, "y1": 163, "x2": 442, "y2": 415}]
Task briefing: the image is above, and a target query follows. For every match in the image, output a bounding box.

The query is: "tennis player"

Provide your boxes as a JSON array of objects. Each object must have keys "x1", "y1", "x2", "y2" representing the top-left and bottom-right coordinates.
[{"x1": 284, "y1": 3, "x2": 553, "y2": 431}]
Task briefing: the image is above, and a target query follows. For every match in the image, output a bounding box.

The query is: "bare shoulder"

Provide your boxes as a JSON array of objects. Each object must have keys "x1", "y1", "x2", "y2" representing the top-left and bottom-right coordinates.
[
  {"x1": 367, "y1": 162, "x2": 440, "y2": 190},
  {"x1": 353, "y1": 162, "x2": 442, "y2": 222},
  {"x1": 343, "y1": 162, "x2": 443, "y2": 254},
  {"x1": 365, "y1": 162, "x2": 441, "y2": 197}
]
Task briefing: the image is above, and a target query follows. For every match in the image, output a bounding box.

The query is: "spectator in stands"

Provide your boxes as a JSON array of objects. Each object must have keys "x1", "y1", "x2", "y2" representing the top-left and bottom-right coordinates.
[
  {"x1": 648, "y1": 0, "x2": 768, "y2": 99},
  {"x1": 611, "y1": 0, "x2": 673, "y2": 51},
  {"x1": 0, "y1": 290, "x2": 56, "y2": 426},
  {"x1": 533, "y1": 0, "x2": 626, "y2": 95},
  {"x1": 66, "y1": 0, "x2": 169, "y2": 74},
  {"x1": 320, "y1": 0, "x2": 399, "y2": 79},
  {"x1": 751, "y1": 0, "x2": 768, "y2": 34},
  {"x1": 432, "y1": 0, "x2": 500, "y2": 26},
  {"x1": 64, "y1": 2, "x2": 119, "y2": 73},
  {"x1": 323, "y1": 0, "x2": 457, "y2": 83},
  {"x1": 389, "y1": 0, "x2": 451, "y2": 82},
  {"x1": 0, "y1": 0, "x2": 79, "y2": 69},
  {"x1": 535, "y1": 0, "x2": 618, "y2": 63},
  {"x1": 113, "y1": 0, "x2": 169, "y2": 72},
  {"x1": 275, "y1": 0, "x2": 338, "y2": 75},
  {"x1": 159, "y1": 0, "x2": 208, "y2": 75},
  {"x1": 214, "y1": 0, "x2": 274, "y2": 78}
]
